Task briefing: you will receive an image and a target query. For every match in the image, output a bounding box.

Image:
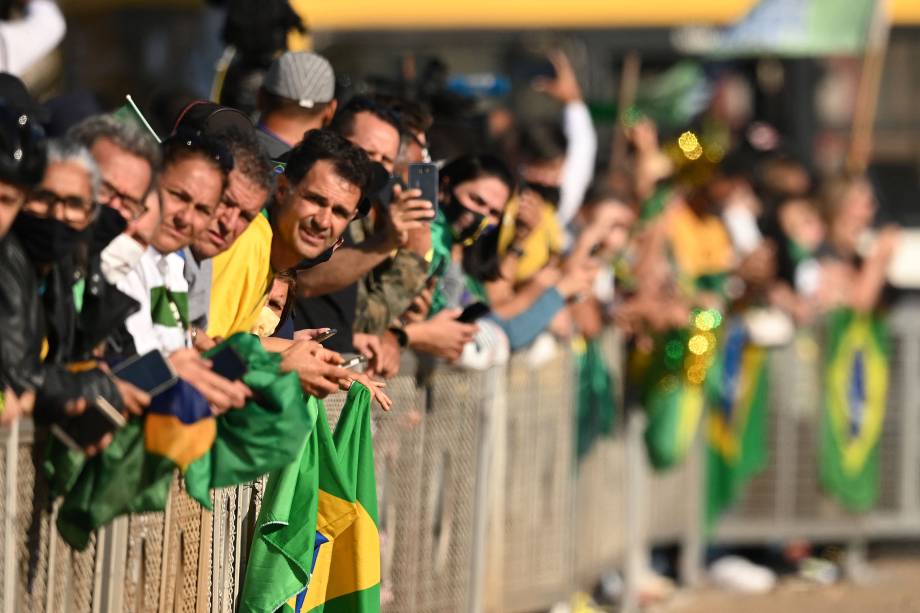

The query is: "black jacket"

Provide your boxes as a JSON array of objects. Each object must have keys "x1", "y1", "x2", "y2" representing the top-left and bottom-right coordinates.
[{"x1": 0, "y1": 233, "x2": 132, "y2": 423}]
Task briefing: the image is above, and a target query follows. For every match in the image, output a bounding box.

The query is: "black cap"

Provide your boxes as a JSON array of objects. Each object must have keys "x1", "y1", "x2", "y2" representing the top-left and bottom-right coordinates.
[
  {"x1": 0, "y1": 73, "x2": 49, "y2": 124},
  {"x1": 0, "y1": 102, "x2": 47, "y2": 189}
]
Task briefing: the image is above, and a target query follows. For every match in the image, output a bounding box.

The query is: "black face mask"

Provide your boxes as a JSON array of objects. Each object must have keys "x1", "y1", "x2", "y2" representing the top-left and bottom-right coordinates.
[
  {"x1": 12, "y1": 213, "x2": 85, "y2": 265},
  {"x1": 92, "y1": 205, "x2": 128, "y2": 254},
  {"x1": 443, "y1": 192, "x2": 487, "y2": 244},
  {"x1": 525, "y1": 182, "x2": 561, "y2": 208}
]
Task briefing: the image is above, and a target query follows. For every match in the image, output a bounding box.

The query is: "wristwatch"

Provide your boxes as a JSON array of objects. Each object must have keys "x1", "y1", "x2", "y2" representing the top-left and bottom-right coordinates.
[{"x1": 387, "y1": 326, "x2": 409, "y2": 348}]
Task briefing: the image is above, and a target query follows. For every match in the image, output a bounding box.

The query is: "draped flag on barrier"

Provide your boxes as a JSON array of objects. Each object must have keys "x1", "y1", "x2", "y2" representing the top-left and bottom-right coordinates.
[
  {"x1": 705, "y1": 322, "x2": 769, "y2": 525},
  {"x1": 241, "y1": 383, "x2": 380, "y2": 613},
  {"x1": 640, "y1": 309, "x2": 722, "y2": 470},
  {"x1": 574, "y1": 335, "x2": 616, "y2": 460},
  {"x1": 51, "y1": 333, "x2": 312, "y2": 550},
  {"x1": 820, "y1": 309, "x2": 889, "y2": 512}
]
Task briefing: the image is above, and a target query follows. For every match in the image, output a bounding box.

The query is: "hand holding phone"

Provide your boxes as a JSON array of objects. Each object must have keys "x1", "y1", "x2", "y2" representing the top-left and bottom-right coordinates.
[{"x1": 407, "y1": 163, "x2": 439, "y2": 213}]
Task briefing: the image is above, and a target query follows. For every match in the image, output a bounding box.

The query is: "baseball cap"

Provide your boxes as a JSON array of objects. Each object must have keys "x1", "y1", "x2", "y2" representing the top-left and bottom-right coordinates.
[{"x1": 263, "y1": 52, "x2": 335, "y2": 110}]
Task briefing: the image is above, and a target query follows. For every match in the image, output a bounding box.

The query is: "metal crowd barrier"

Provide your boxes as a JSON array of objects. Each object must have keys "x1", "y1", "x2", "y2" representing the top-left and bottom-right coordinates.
[{"x1": 4, "y1": 304, "x2": 920, "y2": 612}]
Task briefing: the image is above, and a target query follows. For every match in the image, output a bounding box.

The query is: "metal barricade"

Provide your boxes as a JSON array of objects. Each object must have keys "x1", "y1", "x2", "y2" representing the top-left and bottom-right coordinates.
[
  {"x1": 498, "y1": 348, "x2": 576, "y2": 612},
  {"x1": 713, "y1": 302, "x2": 920, "y2": 544}
]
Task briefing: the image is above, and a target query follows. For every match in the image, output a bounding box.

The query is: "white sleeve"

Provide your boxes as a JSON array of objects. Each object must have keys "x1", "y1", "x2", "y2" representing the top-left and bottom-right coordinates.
[
  {"x1": 116, "y1": 266, "x2": 158, "y2": 356},
  {"x1": 0, "y1": 0, "x2": 66, "y2": 76},
  {"x1": 556, "y1": 100, "x2": 597, "y2": 230}
]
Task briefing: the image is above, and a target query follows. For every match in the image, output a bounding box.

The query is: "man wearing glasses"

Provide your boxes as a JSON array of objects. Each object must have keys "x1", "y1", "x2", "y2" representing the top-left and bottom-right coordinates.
[{"x1": 70, "y1": 114, "x2": 163, "y2": 284}]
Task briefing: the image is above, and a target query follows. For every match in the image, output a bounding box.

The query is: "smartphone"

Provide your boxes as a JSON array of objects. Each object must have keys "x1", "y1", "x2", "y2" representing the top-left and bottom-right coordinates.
[
  {"x1": 343, "y1": 355, "x2": 368, "y2": 371},
  {"x1": 112, "y1": 350, "x2": 178, "y2": 397},
  {"x1": 314, "y1": 328, "x2": 338, "y2": 344},
  {"x1": 209, "y1": 345, "x2": 248, "y2": 381},
  {"x1": 457, "y1": 302, "x2": 491, "y2": 324},
  {"x1": 51, "y1": 396, "x2": 127, "y2": 452},
  {"x1": 375, "y1": 175, "x2": 402, "y2": 211},
  {"x1": 408, "y1": 163, "x2": 439, "y2": 213}
]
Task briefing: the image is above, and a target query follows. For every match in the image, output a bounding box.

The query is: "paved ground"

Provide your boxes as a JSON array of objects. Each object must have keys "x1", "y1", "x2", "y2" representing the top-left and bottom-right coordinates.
[{"x1": 660, "y1": 557, "x2": 920, "y2": 613}]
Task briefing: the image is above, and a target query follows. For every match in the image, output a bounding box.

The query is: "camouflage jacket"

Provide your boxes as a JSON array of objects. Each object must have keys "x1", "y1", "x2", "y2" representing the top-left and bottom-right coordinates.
[{"x1": 351, "y1": 217, "x2": 428, "y2": 335}]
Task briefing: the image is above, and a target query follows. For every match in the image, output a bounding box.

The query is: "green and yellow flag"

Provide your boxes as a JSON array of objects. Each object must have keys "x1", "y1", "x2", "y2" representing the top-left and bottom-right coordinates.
[
  {"x1": 705, "y1": 323, "x2": 769, "y2": 526},
  {"x1": 639, "y1": 309, "x2": 722, "y2": 470},
  {"x1": 50, "y1": 333, "x2": 313, "y2": 550},
  {"x1": 240, "y1": 383, "x2": 380, "y2": 613},
  {"x1": 820, "y1": 309, "x2": 889, "y2": 512}
]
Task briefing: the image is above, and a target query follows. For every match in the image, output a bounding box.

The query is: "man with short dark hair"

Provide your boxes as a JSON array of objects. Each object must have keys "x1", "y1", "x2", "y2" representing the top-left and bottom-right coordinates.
[
  {"x1": 256, "y1": 51, "x2": 337, "y2": 160},
  {"x1": 206, "y1": 128, "x2": 372, "y2": 397},
  {"x1": 293, "y1": 95, "x2": 434, "y2": 372}
]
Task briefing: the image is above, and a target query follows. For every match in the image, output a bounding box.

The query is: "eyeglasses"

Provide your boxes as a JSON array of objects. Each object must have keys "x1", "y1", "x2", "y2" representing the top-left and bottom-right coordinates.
[
  {"x1": 99, "y1": 179, "x2": 148, "y2": 221},
  {"x1": 26, "y1": 189, "x2": 96, "y2": 224},
  {"x1": 164, "y1": 129, "x2": 234, "y2": 174}
]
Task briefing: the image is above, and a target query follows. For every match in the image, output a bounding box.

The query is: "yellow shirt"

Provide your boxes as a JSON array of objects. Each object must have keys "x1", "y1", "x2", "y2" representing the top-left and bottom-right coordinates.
[
  {"x1": 498, "y1": 197, "x2": 564, "y2": 283},
  {"x1": 207, "y1": 214, "x2": 274, "y2": 338},
  {"x1": 666, "y1": 202, "x2": 734, "y2": 278}
]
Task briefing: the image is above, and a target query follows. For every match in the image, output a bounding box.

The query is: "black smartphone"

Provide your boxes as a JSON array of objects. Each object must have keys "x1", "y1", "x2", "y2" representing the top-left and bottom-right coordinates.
[
  {"x1": 51, "y1": 396, "x2": 127, "y2": 452},
  {"x1": 314, "y1": 328, "x2": 338, "y2": 344},
  {"x1": 343, "y1": 355, "x2": 368, "y2": 371},
  {"x1": 408, "y1": 162, "x2": 439, "y2": 213},
  {"x1": 209, "y1": 345, "x2": 248, "y2": 381},
  {"x1": 457, "y1": 302, "x2": 491, "y2": 324},
  {"x1": 112, "y1": 350, "x2": 178, "y2": 397},
  {"x1": 375, "y1": 175, "x2": 402, "y2": 210}
]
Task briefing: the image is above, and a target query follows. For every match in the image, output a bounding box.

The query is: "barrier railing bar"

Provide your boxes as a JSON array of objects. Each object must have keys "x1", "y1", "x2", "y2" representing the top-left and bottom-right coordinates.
[{"x1": 2, "y1": 420, "x2": 18, "y2": 613}]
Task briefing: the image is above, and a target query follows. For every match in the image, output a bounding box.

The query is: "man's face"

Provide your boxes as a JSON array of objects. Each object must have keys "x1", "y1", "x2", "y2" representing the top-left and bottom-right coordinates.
[
  {"x1": 0, "y1": 180, "x2": 25, "y2": 238},
  {"x1": 24, "y1": 160, "x2": 95, "y2": 231},
  {"x1": 275, "y1": 159, "x2": 361, "y2": 260},
  {"x1": 191, "y1": 168, "x2": 268, "y2": 259},
  {"x1": 151, "y1": 156, "x2": 223, "y2": 254},
  {"x1": 90, "y1": 137, "x2": 152, "y2": 221},
  {"x1": 346, "y1": 112, "x2": 400, "y2": 174},
  {"x1": 449, "y1": 175, "x2": 510, "y2": 233}
]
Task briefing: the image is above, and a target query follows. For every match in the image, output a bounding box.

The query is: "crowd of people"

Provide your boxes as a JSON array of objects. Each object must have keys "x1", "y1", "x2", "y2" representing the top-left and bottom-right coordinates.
[{"x1": 0, "y1": 40, "x2": 898, "y2": 499}]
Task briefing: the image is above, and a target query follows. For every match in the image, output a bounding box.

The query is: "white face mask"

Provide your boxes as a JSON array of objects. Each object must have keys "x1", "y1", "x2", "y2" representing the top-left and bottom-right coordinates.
[
  {"x1": 100, "y1": 233, "x2": 146, "y2": 284},
  {"x1": 251, "y1": 306, "x2": 281, "y2": 338}
]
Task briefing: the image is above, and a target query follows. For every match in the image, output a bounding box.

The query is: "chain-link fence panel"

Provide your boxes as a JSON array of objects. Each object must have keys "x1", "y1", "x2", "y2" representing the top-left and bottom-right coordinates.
[
  {"x1": 413, "y1": 366, "x2": 482, "y2": 613},
  {"x1": 377, "y1": 374, "x2": 425, "y2": 613},
  {"x1": 160, "y1": 477, "x2": 208, "y2": 613},
  {"x1": 500, "y1": 349, "x2": 576, "y2": 611},
  {"x1": 122, "y1": 511, "x2": 165, "y2": 613}
]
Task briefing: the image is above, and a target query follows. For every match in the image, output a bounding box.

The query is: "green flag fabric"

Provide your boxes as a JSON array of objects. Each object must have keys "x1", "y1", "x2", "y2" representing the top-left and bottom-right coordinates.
[
  {"x1": 574, "y1": 336, "x2": 616, "y2": 460},
  {"x1": 714, "y1": 0, "x2": 876, "y2": 58},
  {"x1": 704, "y1": 323, "x2": 769, "y2": 526},
  {"x1": 640, "y1": 309, "x2": 722, "y2": 470},
  {"x1": 240, "y1": 383, "x2": 380, "y2": 613},
  {"x1": 184, "y1": 333, "x2": 315, "y2": 507},
  {"x1": 819, "y1": 308, "x2": 889, "y2": 512},
  {"x1": 50, "y1": 333, "x2": 312, "y2": 549}
]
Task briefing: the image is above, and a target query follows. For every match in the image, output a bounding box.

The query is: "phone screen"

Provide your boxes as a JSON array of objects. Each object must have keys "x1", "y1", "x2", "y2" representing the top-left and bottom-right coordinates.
[
  {"x1": 209, "y1": 346, "x2": 248, "y2": 381},
  {"x1": 408, "y1": 163, "x2": 439, "y2": 213},
  {"x1": 112, "y1": 350, "x2": 177, "y2": 397},
  {"x1": 457, "y1": 302, "x2": 491, "y2": 324}
]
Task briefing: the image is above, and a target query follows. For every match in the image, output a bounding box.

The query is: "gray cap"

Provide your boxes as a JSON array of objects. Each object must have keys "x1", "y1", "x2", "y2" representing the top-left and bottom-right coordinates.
[{"x1": 263, "y1": 51, "x2": 335, "y2": 109}]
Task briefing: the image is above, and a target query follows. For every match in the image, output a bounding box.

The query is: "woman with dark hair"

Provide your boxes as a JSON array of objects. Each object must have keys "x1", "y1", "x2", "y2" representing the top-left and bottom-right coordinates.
[{"x1": 409, "y1": 153, "x2": 597, "y2": 362}]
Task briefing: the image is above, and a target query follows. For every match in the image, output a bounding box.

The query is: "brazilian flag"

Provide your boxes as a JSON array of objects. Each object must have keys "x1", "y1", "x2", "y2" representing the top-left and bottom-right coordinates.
[
  {"x1": 240, "y1": 383, "x2": 380, "y2": 613},
  {"x1": 705, "y1": 323, "x2": 769, "y2": 526},
  {"x1": 820, "y1": 309, "x2": 889, "y2": 512},
  {"x1": 574, "y1": 335, "x2": 616, "y2": 460},
  {"x1": 50, "y1": 333, "x2": 312, "y2": 550},
  {"x1": 639, "y1": 309, "x2": 722, "y2": 470}
]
